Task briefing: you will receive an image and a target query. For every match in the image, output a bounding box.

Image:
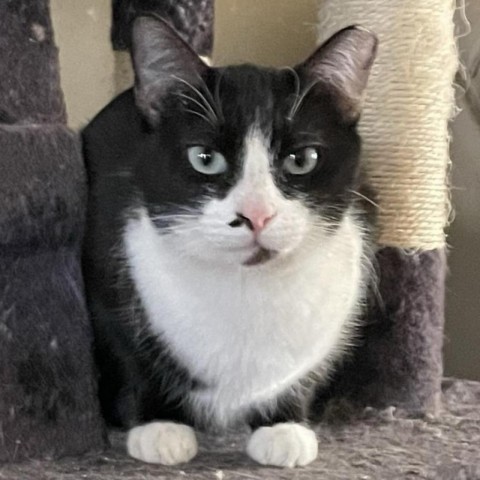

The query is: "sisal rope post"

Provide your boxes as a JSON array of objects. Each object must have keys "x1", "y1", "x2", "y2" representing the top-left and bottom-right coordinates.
[{"x1": 317, "y1": 0, "x2": 458, "y2": 249}]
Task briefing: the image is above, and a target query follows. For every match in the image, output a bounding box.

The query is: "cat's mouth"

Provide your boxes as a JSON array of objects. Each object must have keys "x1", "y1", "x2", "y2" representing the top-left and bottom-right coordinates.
[{"x1": 242, "y1": 247, "x2": 278, "y2": 267}]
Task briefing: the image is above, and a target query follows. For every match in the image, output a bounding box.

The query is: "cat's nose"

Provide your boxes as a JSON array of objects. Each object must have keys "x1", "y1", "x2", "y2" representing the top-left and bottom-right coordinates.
[{"x1": 229, "y1": 210, "x2": 276, "y2": 233}]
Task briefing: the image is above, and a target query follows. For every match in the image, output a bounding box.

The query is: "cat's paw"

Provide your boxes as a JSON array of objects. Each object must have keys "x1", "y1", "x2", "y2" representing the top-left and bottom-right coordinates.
[
  {"x1": 126, "y1": 422, "x2": 198, "y2": 465},
  {"x1": 246, "y1": 423, "x2": 318, "y2": 468}
]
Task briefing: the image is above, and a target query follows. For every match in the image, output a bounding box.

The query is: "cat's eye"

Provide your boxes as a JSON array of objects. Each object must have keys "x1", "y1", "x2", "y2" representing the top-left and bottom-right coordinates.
[
  {"x1": 283, "y1": 147, "x2": 320, "y2": 175},
  {"x1": 187, "y1": 146, "x2": 228, "y2": 175}
]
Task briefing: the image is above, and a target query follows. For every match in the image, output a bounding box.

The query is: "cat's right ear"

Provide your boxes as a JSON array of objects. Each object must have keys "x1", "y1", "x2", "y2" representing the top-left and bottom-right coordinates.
[
  {"x1": 131, "y1": 16, "x2": 209, "y2": 126},
  {"x1": 296, "y1": 26, "x2": 378, "y2": 122}
]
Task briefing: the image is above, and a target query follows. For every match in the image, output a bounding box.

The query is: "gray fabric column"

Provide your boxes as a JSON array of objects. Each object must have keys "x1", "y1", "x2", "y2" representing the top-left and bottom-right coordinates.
[
  {"x1": 0, "y1": 0, "x2": 105, "y2": 462},
  {"x1": 316, "y1": 248, "x2": 446, "y2": 414}
]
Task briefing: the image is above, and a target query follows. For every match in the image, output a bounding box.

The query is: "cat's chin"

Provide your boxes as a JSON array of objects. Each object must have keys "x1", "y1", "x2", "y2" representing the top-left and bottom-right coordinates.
[{"x1": 242, "y1": 247, "x2": 278, "y2": 267}]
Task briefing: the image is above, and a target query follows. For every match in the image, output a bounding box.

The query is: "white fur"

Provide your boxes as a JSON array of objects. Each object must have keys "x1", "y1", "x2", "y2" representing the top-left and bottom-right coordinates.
[
  {"x1": 246, "y1": 423, "x2": 318, "y2": 467},
  {"x1": 127, "y1": 422, "x2": 198, "y2": 465},
  {"x1": 123, "y1": 128, "x2": 366, "y2": 427}
]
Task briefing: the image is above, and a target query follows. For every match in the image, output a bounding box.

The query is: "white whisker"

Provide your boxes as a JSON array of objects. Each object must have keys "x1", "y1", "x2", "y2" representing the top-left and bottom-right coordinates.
[
  {"x1": 282, "y1": 67, "x2": 301, "y2": 122},
  {"x1": 288, "y1": 79, "x2": 321, "y2": 122},
  {"x1": 177, "y1": 92, "x2": 216, "y2": 123},
  {"x1": 172, "y1": 75, "x2": 218, "y2": 125},
  {"x1": 184, "y1": 109, "x2": 217, "y2": 129},
  {"x1": 213, "y1": 73, "x2": 225, "y2": 123},
  {"x1": 348, "y1": 189, "x2": 381, "y2": 209},
  {"x1": 199, "y1": 76, "x2": 224, "y2": 124}
]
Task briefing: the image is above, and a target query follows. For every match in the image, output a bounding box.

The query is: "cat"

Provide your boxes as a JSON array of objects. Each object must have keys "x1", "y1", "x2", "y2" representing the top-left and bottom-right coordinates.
[{"x1": 82, "y1": 15, "x2": 377, "y2": 468}]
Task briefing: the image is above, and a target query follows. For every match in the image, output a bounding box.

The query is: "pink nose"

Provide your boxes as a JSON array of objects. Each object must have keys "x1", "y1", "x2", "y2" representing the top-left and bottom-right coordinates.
[{"x1": 239, "y1": 206, "x2": 276, "y2": 233}]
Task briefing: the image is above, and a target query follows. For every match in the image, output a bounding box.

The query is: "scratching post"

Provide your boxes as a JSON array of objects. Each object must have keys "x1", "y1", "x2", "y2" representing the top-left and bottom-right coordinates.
[
  {"x1": 318, "y1": 0, "x2": 456, "y2": 248},
  {"x1": 0, "y1": 0, "x2": 105, "y2": 462},
  {"x1": 314, "y1": 0, "x2": 457, "y2": 413}
]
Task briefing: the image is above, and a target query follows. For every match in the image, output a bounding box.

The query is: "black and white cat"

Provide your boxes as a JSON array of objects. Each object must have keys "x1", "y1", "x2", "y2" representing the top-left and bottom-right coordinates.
[{"x1": 82, "y1": 16, "x2": 377, "y2": 468}]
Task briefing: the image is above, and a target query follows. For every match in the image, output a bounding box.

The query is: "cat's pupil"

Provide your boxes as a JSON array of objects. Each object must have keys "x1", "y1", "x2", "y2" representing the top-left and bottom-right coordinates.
[
  {"x1": 294, "y1": 154, "x2": 305, "y2": 167},
  {"x1": 293, "y1": 149, "x2": 317, "y2": 167},
  {"x1": 199, "y1": 150, "x2": 213, "y2": 166}
]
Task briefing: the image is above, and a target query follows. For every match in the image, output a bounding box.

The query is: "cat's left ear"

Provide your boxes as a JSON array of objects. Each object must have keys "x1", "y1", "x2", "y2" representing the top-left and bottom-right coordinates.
[
  {"x1": 131, "y1": 15, "x2": 209, "y2": 125},
  {"x1": 297, "y1": 26, "x2": 378, "y2": 122}
]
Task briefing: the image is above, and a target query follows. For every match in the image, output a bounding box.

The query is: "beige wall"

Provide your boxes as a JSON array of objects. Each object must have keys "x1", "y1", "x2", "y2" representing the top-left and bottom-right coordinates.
[
  {"x1": 51, "y1": 0, "x2": 116, "y2": 129},
  {"x1": 213, "y1": 0, "x2": 319, "y2": 67},
  {"x1": 51, "y1": 1, "x2": 479, "y2": 380},
  {"x1": 51, "y1": 0, "x2": 320, "y2": 129},
  {"x1": 445, "y1": 2, "x2": 480, "y2": 381}
]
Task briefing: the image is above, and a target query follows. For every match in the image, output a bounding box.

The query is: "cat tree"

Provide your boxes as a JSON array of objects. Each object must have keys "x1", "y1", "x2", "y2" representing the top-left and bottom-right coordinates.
[
  {"x1": 312, "y1": 0, "x2": 456, "y2": 415},
  {"x1": 1, "y1": 0, "x2": 478, "y2": 478}
]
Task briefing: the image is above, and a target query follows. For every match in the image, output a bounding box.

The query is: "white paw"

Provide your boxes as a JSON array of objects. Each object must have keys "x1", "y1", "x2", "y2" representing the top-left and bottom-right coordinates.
[
  {"x1": 246, "y1": 423, "x2": 318, "y2": 468},
  {"x1": 126, "y1": 422, "x2": 198, "y2": 465}
]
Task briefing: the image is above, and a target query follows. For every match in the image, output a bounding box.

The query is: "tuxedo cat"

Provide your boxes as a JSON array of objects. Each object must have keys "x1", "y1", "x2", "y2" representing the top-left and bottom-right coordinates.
[{"x1": 82, "y1": 16, "x2": 377, "y2": 468}]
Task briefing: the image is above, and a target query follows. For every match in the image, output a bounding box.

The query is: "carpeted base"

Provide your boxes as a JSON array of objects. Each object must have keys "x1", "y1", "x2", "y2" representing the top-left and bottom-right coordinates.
[
  {"x1": 1, "y1": 379, "x2": 478, "y2": 480},
  {"x1": 317, "y1": 248, "x2": 447, "y2": 415}
]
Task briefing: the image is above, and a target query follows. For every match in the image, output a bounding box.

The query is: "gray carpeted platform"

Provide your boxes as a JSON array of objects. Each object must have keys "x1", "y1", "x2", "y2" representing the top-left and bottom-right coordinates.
[{"x1": 1, "y1": 379, "x2": 478, "y2": 480}]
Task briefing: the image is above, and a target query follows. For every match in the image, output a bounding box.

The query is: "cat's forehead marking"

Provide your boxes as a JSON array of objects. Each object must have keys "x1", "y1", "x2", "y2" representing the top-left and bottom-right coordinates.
[
  {"x1": 229, "y1": 123, "x2": 281, "y2": 210},
  {"x1": 242, "y1": 124, "x2": 272, "y2": 181}
]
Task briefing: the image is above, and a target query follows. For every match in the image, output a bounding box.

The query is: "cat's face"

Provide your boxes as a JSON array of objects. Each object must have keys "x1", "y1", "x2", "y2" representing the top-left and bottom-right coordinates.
[{"x1": 130, "y1": 17, "x2": 377, "y2": 266}]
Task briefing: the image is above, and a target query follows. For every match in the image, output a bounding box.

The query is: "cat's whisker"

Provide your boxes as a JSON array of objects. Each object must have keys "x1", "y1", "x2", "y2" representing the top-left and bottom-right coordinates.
[
  {"x1": 176, "y1": 92, "x2": 217, "y2": 124},
  {"x1": 282, "y1": 67, "x2": 301, "y2": 122},
  {"x1": 172, "y1": 75, "x2": 218, "y2": 125},
  {"x1": 348, "y1": 189, "x2": 381, "y2": 209},
  {"x1": 283, "y1": 66, "x2": 301, "y2": 97},
  {"x1": 199, "y1": 75, "x2": 224, "y2": 124},
  {"x1": 149, "y1": 212, "x2": 201, "y2": 226},
  {"x1": 184, "y1": 108, "x2": 217, "y2": 129},
  {"x1": 151, "y1": 210, "x2": 199, "y2": 219},
  {"x1": 288, "y1": 80, "x2": 321, "y2": 122},
  {"x1": 213, "y1": 72, "x2": 225, "y2": 123}
]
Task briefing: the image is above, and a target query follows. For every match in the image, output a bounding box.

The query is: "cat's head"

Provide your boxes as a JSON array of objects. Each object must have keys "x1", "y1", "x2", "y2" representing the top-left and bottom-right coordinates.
[{"x1": 129, "y1": 16, "x2": 377, "y2": 266}]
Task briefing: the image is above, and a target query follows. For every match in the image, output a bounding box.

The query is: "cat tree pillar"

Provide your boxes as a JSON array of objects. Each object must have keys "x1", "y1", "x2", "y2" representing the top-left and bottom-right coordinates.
[
  {"x1": 315, "y1": 0, "x2": 457, "y2": 413},
  {"x1": 0, "y1": 0, "x2": 105, "y2": 461}
]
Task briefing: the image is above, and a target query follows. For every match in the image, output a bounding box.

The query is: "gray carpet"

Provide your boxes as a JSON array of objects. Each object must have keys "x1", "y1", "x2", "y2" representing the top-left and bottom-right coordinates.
[{"x1": 1, "y1": 379, "x2": 478, "y2": 480}]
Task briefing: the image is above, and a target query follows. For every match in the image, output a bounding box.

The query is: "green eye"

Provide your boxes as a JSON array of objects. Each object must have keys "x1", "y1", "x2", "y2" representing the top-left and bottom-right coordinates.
[
  {"x1": 283, "y1": 147, "x2": 320, "y2": 175},
  {"x1": 187, "y1": 146, "x2": 228, "y2": 175}
]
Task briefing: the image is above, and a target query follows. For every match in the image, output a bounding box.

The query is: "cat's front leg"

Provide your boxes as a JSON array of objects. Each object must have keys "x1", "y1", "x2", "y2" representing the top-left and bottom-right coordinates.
[
  {"x1": 246, "y1": 399, "x2": 318, "y2": 467},
  {"x1": 127, "y1": 422, "x2": 198, "y2": 465}
]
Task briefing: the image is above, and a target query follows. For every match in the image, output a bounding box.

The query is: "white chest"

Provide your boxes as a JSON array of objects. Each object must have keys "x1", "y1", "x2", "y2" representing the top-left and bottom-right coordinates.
[{"x1": 124, "y1": 212, "x2": 365, "y2": 427}]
